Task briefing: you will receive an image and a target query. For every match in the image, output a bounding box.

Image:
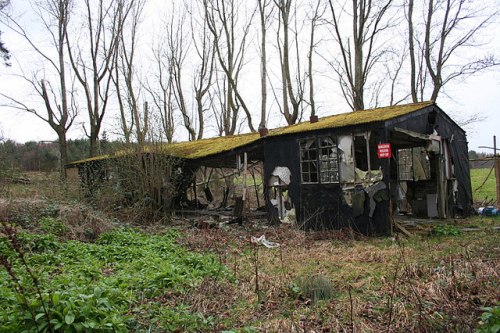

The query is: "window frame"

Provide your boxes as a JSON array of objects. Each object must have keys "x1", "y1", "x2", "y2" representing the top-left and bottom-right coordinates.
[{"x1": 299, "y1": 135, "x2": 340, "y2": 184}]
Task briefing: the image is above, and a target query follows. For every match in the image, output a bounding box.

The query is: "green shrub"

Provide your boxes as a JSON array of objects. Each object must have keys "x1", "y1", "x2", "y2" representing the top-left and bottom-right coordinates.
[
  {"x1": 0, "y1": 287, "x2": 131, "y2": 332},
  {"x1": 0, "y1": 227, "x2": 230, "y2": 332},
  {"x1": 432, "y1": 224, "x2": 461, "y2": 236},
  {"x1": 16, "y1": 232, "x2": 60, "y2": 253},
  {"x1": 39, "y1": 217, "x2": 67, "y2": 236},
  {"x1": 477, "y1": 306, "x2": 500, "y2": 333}
]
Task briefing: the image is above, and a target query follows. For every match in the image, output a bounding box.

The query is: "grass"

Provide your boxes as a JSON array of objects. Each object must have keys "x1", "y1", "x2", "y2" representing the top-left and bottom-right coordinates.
[
  {"x1": 471, "y1": 168, "x2": 497, "y2": 204},
  {"x1": 1, "y1": 171, "x2": 499, "y2": 332},
  {"x1": 179, "y1": 220, "x2": 500, "y2": 331}
]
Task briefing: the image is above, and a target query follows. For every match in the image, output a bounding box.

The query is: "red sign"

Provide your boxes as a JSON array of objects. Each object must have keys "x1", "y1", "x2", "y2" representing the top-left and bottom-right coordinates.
[{"x1": 377, "y1": 143, "x2": 392, "y2": 158}]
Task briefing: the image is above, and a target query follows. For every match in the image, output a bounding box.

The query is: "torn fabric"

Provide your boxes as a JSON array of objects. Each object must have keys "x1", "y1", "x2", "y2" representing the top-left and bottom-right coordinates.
[{"x1": 251, "y1": 235, "x2": 280, "y2": 248}]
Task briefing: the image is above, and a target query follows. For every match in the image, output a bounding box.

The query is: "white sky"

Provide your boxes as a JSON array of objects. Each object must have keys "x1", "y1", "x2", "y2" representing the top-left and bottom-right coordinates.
[{"x1": 0, "y1": 0, "x2": 499, "y2": 153}]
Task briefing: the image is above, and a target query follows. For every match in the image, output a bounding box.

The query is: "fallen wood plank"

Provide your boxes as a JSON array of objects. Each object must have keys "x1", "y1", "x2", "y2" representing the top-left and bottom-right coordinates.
[{"x1": 393, "y1": 221, "x2": 413, "y2": 237}]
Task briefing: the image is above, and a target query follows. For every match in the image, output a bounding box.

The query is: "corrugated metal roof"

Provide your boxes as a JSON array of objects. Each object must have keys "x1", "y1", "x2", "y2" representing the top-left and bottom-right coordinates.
[{"x1": 68, "y1": 101, "x2": 434, "y2": 166}]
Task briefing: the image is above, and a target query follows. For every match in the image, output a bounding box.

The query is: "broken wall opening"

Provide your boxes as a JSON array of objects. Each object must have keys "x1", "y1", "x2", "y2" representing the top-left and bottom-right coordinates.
[
  {"x1": 180, "y1": 160, "x2": 266, "y2": 221},
  {"x1": 268, "y1": 166, "x2": 295, "y2": 223},
  {"x1": 395, "y1": 147, "x2": 437, "y2": 217},
  {"x1": 390, "y1": 126, "x2": 457, "y2": 219}
]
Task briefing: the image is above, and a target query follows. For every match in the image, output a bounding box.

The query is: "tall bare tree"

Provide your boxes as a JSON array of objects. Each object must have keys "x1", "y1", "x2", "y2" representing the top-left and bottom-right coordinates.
[
  {"x1": 1, "y1": 0, "x2": 77, "y2": 180},
  {"x1": 327, "y1": 0, "x2": 393, "y2": 111},
  {"x1": 204, "y1": 0, "x2": 256, "y2": 135},
  {"x1": 166, "y1": 7, "x2": 196, "y2": 141},
  {"x1": 257, "y1": 0, "x2": 273, "y2": 130},
  {"x1": 0, "y1": 0, "x2": 10, "y2": 66},
  {"x1": 274, "y1": 0, "x2": 306, "y2": 125},
  {"x1": 190, "y1": 2, "x2": 216, "y2": 140},
  {"x1": 407, "y1": 0, "x2": 499, "y2": 102},
  {"x1": 146, "y1": 43, "x2": 176, "y2": 143},
  {"x1": 307, "y1": 0, "x2": 326, "y2": 119},
  {"x1": 112, "y1": 0, "x2": 148, "y2": 145},
  {"x1": 67, "y1": 0, "x2": 132, "y2": 157}
]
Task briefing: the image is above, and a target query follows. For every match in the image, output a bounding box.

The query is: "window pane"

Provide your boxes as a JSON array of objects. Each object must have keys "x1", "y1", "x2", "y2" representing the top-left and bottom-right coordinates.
[{"x1": 319, "y1": 136, "x2": 339, "y2": 183}]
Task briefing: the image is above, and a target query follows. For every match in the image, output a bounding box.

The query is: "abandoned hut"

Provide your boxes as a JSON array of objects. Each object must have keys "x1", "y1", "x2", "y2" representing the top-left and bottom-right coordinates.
[{"x1": 67, "y1": 101, "x2": 473, "y2": 235}]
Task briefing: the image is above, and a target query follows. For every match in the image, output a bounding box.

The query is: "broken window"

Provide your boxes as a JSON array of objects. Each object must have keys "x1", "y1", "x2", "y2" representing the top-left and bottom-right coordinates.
[
  {"x1": 300, "y1": 136, "x2": 339, "y2": 184},
  {"x1": 300, "y1": 138, "x2": 318, "y2": 183},
  {"x1": 397, "y1": 147, "x2": 431, "y2": 181},
  {"x1": 354, "y1": 134, "x2": 369, "y2": 172},
  {"x1": 398, "y1": 149, "x2": 413, "y2": 181},
  {"x1": 319, "y1": 136, "x2": 339, "y2": 183},
  {"x1": 338, "y1": 135, "x2": 355, "y2": 183}
]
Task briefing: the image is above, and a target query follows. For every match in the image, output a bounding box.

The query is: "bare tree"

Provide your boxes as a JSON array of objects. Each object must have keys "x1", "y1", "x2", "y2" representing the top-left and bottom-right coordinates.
[
  {"x1": 274, "y1": 0, "x2": 306, "y2": 125},
  {"x1": 190, "y1": 2, "x2": 216, "y2": 140},
  {"x1": 204, "y1": 0, "x2": 256, "y2": 135},
  {"x1": 111, "y1": 0, "x2": 148, "y2": 145},
  {"x1": 67, "y1": 0, "x2": 132, "y2": 157},
  {"x1": 167, "y1": 7, "x2": 196, "y2": 141},
  {"x1": 1, "y1": 0, "x2": 76, "y2": 180},
  {"x1": 0, "y1": 0, "x2": 10, "y2": 66},
  {"x1": 146, "y1": 44, "x2": 176, "y2": 143},
  {"x1": 407, "y1": 0, "x2": 499, "y2": 102},
  {"x1": 257, "y1": 0, "x2": 273, "y2": 130},
  {"x1": 307, "y1": 0, "x2": 326, "y2": 118},
  {"x1": 327, "y1": 0, "x2": 394, "y2": 111}
]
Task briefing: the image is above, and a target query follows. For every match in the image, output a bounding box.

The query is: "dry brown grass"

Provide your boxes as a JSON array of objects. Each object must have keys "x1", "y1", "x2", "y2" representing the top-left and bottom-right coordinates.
[
  {"x1": 178, "y1": 222, "x2": 499, "y2": 332},
  {"x1": 0, "y1": 198, "x2": 114, "y2": 242}
]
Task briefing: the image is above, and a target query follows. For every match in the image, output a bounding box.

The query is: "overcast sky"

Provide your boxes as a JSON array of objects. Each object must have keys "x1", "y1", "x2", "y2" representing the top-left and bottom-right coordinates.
[{"x1": 1, "y1": 0, "x2": 499, "y2": 153}]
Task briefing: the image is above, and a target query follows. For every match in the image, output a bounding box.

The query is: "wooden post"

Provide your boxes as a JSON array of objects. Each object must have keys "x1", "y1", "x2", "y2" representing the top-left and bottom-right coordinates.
[
  {"x1": 479, "y1": 136, "x2": 500, "y2": 207},
  {"x1": 242, "y1": 152, "x2": 248, "y2": 217},
  {"x1": 494, "y1": 136, "x2": 500, "y2": 206}
]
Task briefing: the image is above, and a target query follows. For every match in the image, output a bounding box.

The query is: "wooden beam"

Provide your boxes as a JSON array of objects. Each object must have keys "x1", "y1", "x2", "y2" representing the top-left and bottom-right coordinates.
[
  {"x1": 494, "y1": 136, "x2": 500, "y2": 206},
  {"x1": 393, "y1": 220, "x2": 413, "y2": 237},
  {"x1": 393, "y1": 127, "x2": 430, "y2": 141}
]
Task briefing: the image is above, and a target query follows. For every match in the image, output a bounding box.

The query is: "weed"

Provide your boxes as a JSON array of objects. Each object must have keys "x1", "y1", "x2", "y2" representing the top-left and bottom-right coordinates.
[
  {"x1": 297, "y1": 274, "x2": 335, "y2": 303},
  {"x1": 39, "y1": 217, "x2": 67, "y2": 236},
  {"x1": 477, "y1": 306, "x2": 500, "y2": 333},
  {"x1": 0, "y1": 227, "x2": 229, "y2": 332},
  {"x1": 432, "y1": 224, "x2": 462, "y2": 236}
]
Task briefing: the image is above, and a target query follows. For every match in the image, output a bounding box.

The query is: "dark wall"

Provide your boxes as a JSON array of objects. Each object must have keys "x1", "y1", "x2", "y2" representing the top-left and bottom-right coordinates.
[
  {"x1": 263, "y1": 125, "x2": 390, "y2": 235},
  {"x1": 263, "y1": 105, "x2": 471, "y2": 233}
]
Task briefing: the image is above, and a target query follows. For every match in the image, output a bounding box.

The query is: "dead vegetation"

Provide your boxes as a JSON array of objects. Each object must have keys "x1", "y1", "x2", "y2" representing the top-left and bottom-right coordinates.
[
  {"x1": 177, "y1": 221, "x2": 499, "y2": 332},
  {"x1": 1, "y1": 172, "x2": 498, "y2": 332},
  {"x1": 0, "y1": 198, "x2": 114, "y2": 242}
]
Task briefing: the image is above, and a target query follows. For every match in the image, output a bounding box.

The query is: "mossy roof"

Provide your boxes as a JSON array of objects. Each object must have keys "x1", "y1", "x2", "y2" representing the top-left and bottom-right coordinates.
[
  {"x1": 267, "y1": 101, "x2": 434, "y2": 136},
  {"x1": 68, "y1": 101, "x2": 434, "y2": 166}
]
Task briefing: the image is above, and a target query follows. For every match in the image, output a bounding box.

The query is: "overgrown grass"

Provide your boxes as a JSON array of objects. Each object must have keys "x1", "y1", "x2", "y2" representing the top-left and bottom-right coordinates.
[
  {"x1": 180, "y1": 218, "x2": 500, "y2": 331},
  {"x1": 471, "y1": 168, "x2": 497, "y2": 203},
  {"x1": 0, "y1": 226, "x2": 230, "y2": 332},
  {"x1": 1, "y1": 172, "x2": 499, "y2": 332},
  {"x1": 1, "y1": 171, "x2": 81, "y2": 203}
]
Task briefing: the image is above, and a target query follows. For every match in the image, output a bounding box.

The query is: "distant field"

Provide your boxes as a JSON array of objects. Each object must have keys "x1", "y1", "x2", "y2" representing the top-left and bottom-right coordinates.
[{"x1": 470, "y1": 168, "x2": 497, "y2": 203}]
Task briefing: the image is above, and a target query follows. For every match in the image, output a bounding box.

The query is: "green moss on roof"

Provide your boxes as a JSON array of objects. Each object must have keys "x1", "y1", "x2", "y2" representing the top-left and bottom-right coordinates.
[
  {"x1": 67, "y1": 132, "x2": 261, "y2": 166},
  {"x1": 67, "y1": 101, "x2": 434, "y2": 166},
  {"x1": 267, "y1": 101, "x2": 434, "y2": 136},
  {"x1": 66, "y1": 154, "x2": 110, "y2": 166},
  {"x1": 155, "y1": 132, "x2": 261, "y2": 159}
]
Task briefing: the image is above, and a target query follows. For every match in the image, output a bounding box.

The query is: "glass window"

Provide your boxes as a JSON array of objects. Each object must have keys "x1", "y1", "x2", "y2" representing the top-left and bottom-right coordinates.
[
  {"x1": 300, "y1": 138, "x2": 318, "y2": 183},
  {"x1": 319, "y1": 136, "x2": 339, "y2": 183},
  {"x1": 300, "y1": 136, "x2": 339, "y2": 184}
]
